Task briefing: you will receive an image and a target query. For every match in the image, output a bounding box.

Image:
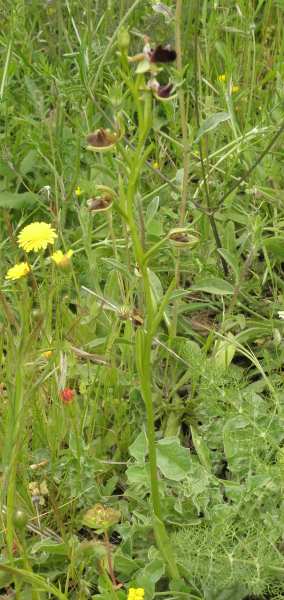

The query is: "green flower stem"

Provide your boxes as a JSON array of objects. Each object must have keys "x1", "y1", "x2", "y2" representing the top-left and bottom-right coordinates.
[
  {"x1": 142, "y1": 235, "x2": 169, "y2": 266},
  {"x1": 107, "y1": 210, "x2": 125, "y2": 301},
  {"x1": 68, "y1": 402, "x2": 82, "y2": 466},
  {"x1": 121, "y1": 78, "x2": 180, "y2": 579},
  {"x1": 138, "y1": 330, "x2": 161, "y2": 519}
]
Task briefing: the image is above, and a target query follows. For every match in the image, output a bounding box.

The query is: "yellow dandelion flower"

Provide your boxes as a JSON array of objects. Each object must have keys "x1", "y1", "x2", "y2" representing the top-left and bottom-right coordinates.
[
  {"x1": 152, "y1": 161, "x2": 160, "y2": 170},
  {"x1": 42, "y1": 350, "x2": 53, "y2": 359},
  {"x1": 232, "y1": 84, "x2": 240, "y2": 93},
  {"x1": 51, "y1": 249, "x2": 73, "y2": 268},
  {"x1": 75, "y1": 186, "x2": 82, "y2": 196},
  {"x1": 217, "y1": 74, "x2": 226, "y2": 82},
  {"x1": 18, "y1": 222, "x2": 57, "y2": 253},
  {"x1": 127, "y1": 589, "x2": 145, "y2": 600},
  {"x1": 5, "y1": 262, "x2": 30, "y2": 281}
]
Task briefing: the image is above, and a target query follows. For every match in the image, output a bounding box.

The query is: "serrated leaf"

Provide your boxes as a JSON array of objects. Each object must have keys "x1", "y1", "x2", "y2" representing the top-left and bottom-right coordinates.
[
  {"x1": 157, "y1": 437, "x2": 191, "y2": 481},
  {"x1": 195, "y1": 112, "x2": 230, "y2": 142},
  {"x1": 0, "y1": 191, "x2": 39, "y2": 209},
  {"x1": 191, "y1": 277, "x2": 234, "y2": 295}
]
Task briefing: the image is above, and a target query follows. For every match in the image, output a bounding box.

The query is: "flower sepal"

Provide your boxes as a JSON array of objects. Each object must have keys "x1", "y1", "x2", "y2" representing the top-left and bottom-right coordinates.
[
  {"x1": 87, "y1": 185, "x2": 116, "y2": 213},
  {"x1": 168, "y1": 227, "x2": 200, "y2": 249}
]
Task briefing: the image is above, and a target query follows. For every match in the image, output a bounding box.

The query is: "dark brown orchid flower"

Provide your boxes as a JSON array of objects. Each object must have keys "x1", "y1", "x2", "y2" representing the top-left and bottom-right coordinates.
[
  {"x1": 168, "y1": 228, "x2": 200, "y2": 248},
  {"x1": 148, "y1": 78, "x2": 175, "y2": 101},
  {"x1": 149, "y1": 44, "x2": 176, "y2": 63},
  {"x1": 86, "y1": 128, "x2": 119, "y2": 152},
  {"x1": 156, "y1": 82, "x2": 174, "y2": 98},
  {"x1": 87, "y1": 186, "x2": 115, "y2": 213},
  {"x1": 87, "y1": 196, "x2": 112, "y2": 213}
]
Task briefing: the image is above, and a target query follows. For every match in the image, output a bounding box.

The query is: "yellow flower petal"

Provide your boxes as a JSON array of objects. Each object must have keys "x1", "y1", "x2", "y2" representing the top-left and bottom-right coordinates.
[
  {"x1": 75, "y1": 186, "x2": 82, "y2": 196},
  {"x1": 5, "y1": 262, "x2": 30, "y2": 281},
  {"x1": 152, "y1": 161, "x2": 160, "y2": 170},
  {"x1": 17, "y1": 222, "x2": 57, "y2": 253},
  {"x1": 51, "y1": 249, "x2": 73, "y2": 267},
  {"x1": 42, "y1": 350, "x2": 53, "y2": 359},
  {"x1": 217, "y1": 74, "x2": 226, "y2": 82},
  {"x1": 127, "y1": 588, "x2": 144, "y2": 600}
]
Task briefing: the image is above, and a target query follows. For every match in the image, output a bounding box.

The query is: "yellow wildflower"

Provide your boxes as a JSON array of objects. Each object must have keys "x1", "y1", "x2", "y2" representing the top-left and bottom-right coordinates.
[
  {"x1": 42, "y1": 350, "x2": 53, "y2": 359},
  {"x1": 51, "y1": 249, "x2": 73, "y2": 268},
  {"x1": 5, "y1": 262, "x2": 30, "y2": 281},
  {"x1": 152, "y1": 161, "x2": 160, "y2": 170},
  {"x1": 232, "y1": 84, "x2": 240, "y2": 93},
  {"x1": 75, "y1": 186, "x2": 82, "y2": 196},
  {"x1": 217, "y1": 74, "x2": 226, "y2": 82},
  {"x1": 18, "y1": 222, "x2": 57, "y2": 253},
  {"x1": 127, "y1": 589, "x2": 144, "y2": 600}
]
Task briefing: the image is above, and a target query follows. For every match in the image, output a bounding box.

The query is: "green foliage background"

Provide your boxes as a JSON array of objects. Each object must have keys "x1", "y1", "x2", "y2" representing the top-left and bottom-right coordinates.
[{"x1": 1, "y1": 0, "x2": 284, "y2": 598}]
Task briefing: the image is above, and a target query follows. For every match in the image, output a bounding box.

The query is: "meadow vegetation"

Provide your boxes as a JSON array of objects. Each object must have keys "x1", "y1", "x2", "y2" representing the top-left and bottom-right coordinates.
[{"x1": 1, "y1": 1, "x2": 284, "y2": 598}]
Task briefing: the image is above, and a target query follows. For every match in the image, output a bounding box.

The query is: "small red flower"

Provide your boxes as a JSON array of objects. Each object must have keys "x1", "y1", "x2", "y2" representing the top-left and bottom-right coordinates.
[{"x1": 60, "y1": 387, "x2": 75, "y2": 404}]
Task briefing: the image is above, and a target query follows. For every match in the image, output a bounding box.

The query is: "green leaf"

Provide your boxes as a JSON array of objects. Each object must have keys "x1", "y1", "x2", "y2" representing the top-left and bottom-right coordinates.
[
  {"x1": 263, "y1": 236, "x2": 284, "y2": 261},
  {"x1": 157, "y1": 437, "x2": 191, "y2": 481},
  {"x1": 139, "y1": 557, "x2": 165, "y2": 585},
  {"x1": 126, "y1": 464, "x2": 150, "y2": 486},
  {"x1": 0, "y1": 160, "x2": 15, "y2": 178},
  {"x1": 129, "y1": 431, "x2": 147, "y2": 463},
  {"x1": 204, "y1": 583, "x2": 248, "y2": 600},
  {"x1": 191, "y1": 277, "x2": 234, "y2": 295},
  {"x1": 218, "y1": 248, "x2": 240, "y2": 280},
  {"x1": 223, "y1": 416, "x2": 255, "y2": 475},
  {"x1": 0, "y1": 191, "x2": 39, "y2": 209},
  {"x1": 195, "y1": 112, "x2": 230, "y2": 142},
  {"x1": 31, "y1": 539, "x2": 68, "y2": 556},
  {"x1": 190, "y1": 426, "x2": 212, "y2": 472},
  {"x1": 146, "y1": 196, "x2": 159, "y2": 225},
  {"x1": 213, "y1": 333, "x2": 236, "y2": 370},
  {"x1": 20, "y1": 150, "x2": 38, "y2": 175}
]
